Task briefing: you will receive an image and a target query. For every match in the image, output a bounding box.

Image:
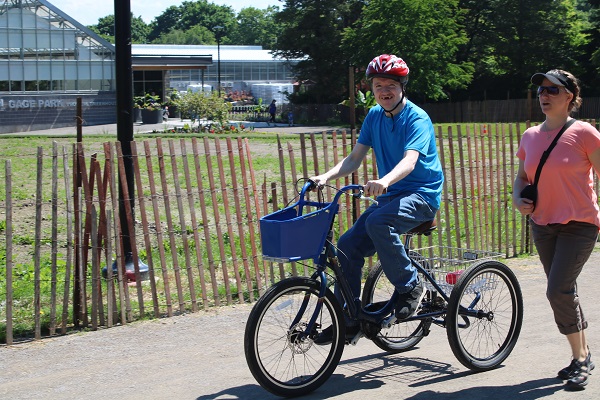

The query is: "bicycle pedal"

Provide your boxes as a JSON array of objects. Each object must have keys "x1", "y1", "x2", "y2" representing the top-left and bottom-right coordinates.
[
  {"x1": 347, "y1": 331, "x2": 363, "y2": 346},
  {"x1": 382, "y1": 315, "x2": 397, "y2": 329}
]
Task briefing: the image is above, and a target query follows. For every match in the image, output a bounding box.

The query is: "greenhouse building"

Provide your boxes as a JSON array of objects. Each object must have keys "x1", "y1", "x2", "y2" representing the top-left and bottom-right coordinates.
[{"x1": 0, "y1": 0, "x2": 296, "y2": 133}]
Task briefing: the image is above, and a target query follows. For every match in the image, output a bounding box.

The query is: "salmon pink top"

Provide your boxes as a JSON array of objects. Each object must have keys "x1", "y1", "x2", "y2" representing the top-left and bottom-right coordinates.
[{"x1": 516, "y1": 120, "x2": 600, "y2": 228}]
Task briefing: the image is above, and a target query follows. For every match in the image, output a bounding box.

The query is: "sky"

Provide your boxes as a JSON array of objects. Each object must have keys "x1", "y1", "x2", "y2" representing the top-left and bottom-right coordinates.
[{"x1": 57, "y1": 0, "x2": 281, "y2": 26}]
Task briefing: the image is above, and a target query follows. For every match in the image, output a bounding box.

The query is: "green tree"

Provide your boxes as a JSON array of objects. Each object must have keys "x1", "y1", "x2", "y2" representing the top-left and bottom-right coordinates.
[
  {"x1": 147, "y1": 5, "x2": 182, "y2": 42},
  {"x1": 273, "y1": 0, "x2": 364, "y2": 104},
  {"x1": 230, "y1": 6, "x2": 281, "y2": 48},
  {"x1": 148, "y1": 6, "x2": 182, "y2": 42},
  {"x1": 455, "y1": 0, "x2": 587, "y2": 100},
  {"x1": 576, "y1": 0, "x2": 600, "y2": 95},
  {"x1": 148, "y1": 0, "x2": 237, "y2": 44},
  {"x1": 88, "y1": 14, "x2": 150, "y2": 43},
  {"x1": 342, "y1": 0, "x2": 472, "y2": 101},
  {"x1": 453, "y1": 0, "x2": 496, "y2": 88},
  {"x1": 153, "y1": 25, "x2": 216, "y2": 45}
]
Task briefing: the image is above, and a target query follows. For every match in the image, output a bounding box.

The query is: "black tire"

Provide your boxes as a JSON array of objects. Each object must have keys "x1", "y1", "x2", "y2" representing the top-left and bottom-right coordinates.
[
  {"x1": 244, "y1": 277, "x2": 346, "y2": 397},
  {"x1": 446, "y1": 260, "x2": 523, "y2": 371},
  {"x1": 361, "y1": 260, "x2": 432, "y2": 353}
]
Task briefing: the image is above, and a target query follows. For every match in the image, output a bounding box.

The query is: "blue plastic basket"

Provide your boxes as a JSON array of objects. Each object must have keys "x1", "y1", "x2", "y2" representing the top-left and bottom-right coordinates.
[{"x1": 260, "y1": 201, "x2": 339, "y2": 262}]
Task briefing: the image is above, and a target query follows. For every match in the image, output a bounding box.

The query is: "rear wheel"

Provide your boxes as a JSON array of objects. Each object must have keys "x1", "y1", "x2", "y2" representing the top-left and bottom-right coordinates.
[
  {"x1": 244, "y1": 277, "x2": 345, "y2": 397},
  {"x1": 446, "y1": 260, "x2": 523, "y2": 371},
  {"x1": 361, "y1": 259, "x2": 432, "y2": 353}
]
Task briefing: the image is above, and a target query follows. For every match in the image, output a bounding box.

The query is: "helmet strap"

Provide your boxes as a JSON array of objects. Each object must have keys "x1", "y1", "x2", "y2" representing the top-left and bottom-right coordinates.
[{"x1": 383, "y1": 89, "x2": 405, "y2": 117}]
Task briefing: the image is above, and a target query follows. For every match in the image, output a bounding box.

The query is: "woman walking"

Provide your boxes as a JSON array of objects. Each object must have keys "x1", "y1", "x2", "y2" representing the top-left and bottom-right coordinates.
[{"x1": 513, "y1": 70, "x2": 600, "y2": 390}]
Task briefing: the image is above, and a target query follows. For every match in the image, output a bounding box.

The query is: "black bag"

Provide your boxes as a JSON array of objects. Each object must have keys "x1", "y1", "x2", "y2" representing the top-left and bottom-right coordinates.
[
  {"x1": 520, "y1": 119, "x2": 575, "y2": 210},
  {"x1": 520, "y1": 184, "x2": 538, "y2": 204}
]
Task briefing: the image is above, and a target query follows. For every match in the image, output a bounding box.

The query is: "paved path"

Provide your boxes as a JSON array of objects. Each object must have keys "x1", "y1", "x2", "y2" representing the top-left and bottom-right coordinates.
[
  {"x1": 0, "y1": 119, "x2": 345, "y2": 137},
  {"x1": 2, "y1": 250, "x2": 600, "y2": 399}
]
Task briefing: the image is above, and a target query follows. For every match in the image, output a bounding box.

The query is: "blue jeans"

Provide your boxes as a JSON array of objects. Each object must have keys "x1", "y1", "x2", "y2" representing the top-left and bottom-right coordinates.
[{"x1": 335, "y1": 192, "x2": 437, "y2": 304}]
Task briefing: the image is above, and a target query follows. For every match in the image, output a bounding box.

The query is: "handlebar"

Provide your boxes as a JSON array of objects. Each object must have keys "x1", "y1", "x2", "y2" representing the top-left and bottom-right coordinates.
[
  {"x1": 298, "y1": 181, "x2": 378, "y2": 215},
  {"x1": 352, "y1": 191, "x2": 379, "y2": 206}
]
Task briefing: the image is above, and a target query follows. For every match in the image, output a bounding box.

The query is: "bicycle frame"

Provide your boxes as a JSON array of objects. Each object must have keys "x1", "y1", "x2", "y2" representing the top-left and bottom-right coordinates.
[
  {"x1": 316, "y1": 231, "x2": 453, "y2": 328},
  {"x1": 246, "y1": 181, "x2": 522, "y2": 398},
  {"x1": 292, "y1": 182, "x2": 487, "y2": 340}
]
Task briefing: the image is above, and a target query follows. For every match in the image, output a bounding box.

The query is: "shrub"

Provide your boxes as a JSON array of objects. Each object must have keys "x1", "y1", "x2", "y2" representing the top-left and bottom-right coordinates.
[{"x1": 173, "y1": 90, "x2": 232, "y2": 125}]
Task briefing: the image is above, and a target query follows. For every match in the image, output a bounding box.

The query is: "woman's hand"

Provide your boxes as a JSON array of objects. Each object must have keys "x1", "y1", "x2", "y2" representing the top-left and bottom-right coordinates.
[
  {"x1": 513, "y1": 160, "x2": 534, "y2": 215},
  {"x1": 514, "y1": 197, "x2": 535, "y2": 215}
]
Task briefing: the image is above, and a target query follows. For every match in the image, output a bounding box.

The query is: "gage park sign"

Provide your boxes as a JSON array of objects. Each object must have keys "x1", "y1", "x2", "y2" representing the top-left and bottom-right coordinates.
[{"x1": 0, "y1": 92, "x2": 117, "y2": 133}]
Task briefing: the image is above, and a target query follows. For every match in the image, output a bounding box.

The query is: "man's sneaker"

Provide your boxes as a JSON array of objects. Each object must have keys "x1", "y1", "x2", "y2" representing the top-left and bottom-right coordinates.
[
  {"x1": 364, "y1": 301, "x2": 387, "y2": 312},
  {"x1": 395, "y1": 282, "x2": 424, "y2": 320},
  {"x1": 313, "y1": 324, "x2": 360, "y2": 345},
  {"x1": 565, "y1": 360, "x2": 589, "y2": 391},
  {"x1": 558, "y1": 350, "x2": 595, "y2": 380}
]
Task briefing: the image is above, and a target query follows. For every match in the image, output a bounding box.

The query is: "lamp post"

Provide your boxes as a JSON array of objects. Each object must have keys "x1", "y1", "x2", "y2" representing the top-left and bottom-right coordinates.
[{"x1": 214, "y1": 25, "x2": 224, "y2": 97}]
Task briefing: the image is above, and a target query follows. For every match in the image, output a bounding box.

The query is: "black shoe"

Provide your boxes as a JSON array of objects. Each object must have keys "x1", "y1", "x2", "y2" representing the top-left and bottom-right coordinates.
[
  {"x1": 364, "y1": 301, "x2": 387, "y2": 312},
  {"x1": 395, "y1": 282, "x2": 424, "y2": 320},
  {"x1": 565, "y1": 360, "x2": 589, "y2": 391},
  {"x1": 313, "y1": 324, "x2": 360, "y2": 346},
  {"x1": 558, "y1": 351, "x2": 595, "y2": 380}
]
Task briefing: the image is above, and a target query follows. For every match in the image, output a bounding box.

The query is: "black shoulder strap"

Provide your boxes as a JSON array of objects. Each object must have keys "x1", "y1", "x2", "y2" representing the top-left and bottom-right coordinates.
[{"x1": 533, "y1": 118, "x2": 576, "y2": 186}]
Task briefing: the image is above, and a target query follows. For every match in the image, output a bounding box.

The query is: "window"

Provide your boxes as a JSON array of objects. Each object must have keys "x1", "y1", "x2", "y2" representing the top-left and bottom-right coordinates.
[{"x1": 0, "y1": 2, "x2": 115, "y2": 93}]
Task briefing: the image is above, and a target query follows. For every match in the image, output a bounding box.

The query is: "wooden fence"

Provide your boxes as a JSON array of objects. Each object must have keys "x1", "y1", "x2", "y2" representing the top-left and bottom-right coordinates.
[
  {"x1": 423, "y1": 96, "x2": 600, "y2": 124},
  {"x1": 1, "y1": 123, "x2": 543, "y2": 343},
  {"x1": 284, "y1": 96, "x2": 600, "y2": 125}
]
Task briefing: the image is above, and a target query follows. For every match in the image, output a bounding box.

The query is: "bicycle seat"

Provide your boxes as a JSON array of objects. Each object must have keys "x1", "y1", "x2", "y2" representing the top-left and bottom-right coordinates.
[{"x1": 407, "y1": 219, "x2": 437, "y2": 236}]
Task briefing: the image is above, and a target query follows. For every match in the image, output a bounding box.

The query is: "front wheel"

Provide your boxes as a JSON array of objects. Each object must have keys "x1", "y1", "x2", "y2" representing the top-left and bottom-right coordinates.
[
  {"x1": 244, "y1": 277, "x2": 346, "y2": 397},
  {"x1": 446, "y1": 260, "x2": 523, "y2": 371}
]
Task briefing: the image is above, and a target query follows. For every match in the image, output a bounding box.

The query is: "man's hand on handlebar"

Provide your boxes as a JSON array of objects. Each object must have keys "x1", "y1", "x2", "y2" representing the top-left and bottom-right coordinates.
[
  {"x1": 307, "y1": 176, "x2": 387, "y2": 197},
  {"x1": 363, "y1": 179, "x2": 388, "y2": 197},
  {"x1": 308, "y1": 175, "x2": 327, "y2": 191}
]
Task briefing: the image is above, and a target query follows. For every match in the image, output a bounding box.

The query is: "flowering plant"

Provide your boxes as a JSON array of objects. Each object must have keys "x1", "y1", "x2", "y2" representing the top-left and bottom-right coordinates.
[{"x1": 153, "y1": 122, "x2": 255, "y2": 135}]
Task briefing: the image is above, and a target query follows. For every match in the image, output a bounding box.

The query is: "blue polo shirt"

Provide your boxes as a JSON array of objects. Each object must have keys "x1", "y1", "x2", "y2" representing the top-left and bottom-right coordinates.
[{"x1": 357, "y1": 100, "x2": 444, "y2": 210}]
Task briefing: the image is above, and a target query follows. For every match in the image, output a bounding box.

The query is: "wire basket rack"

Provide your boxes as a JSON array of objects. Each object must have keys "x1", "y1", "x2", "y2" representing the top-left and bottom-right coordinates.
[{"x1": 411, "y1": 246, "x2": 504, "y2": 295}]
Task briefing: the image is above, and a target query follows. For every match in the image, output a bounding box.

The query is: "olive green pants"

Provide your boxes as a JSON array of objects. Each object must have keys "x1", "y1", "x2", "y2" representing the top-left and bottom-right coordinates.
[{"x1": 531, "y1": 220, "x2": 598, "y2": 335}]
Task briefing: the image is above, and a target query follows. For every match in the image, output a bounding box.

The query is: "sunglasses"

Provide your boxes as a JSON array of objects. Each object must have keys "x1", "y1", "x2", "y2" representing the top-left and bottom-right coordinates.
[{"x1": 537, "y1": 86, "x2": 564, "y2": 96}]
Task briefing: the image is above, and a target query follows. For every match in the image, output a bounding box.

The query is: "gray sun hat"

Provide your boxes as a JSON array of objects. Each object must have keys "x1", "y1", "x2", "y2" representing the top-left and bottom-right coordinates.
[{"x1": 531, "y1": 71, "x2": 575, "y2": 93}]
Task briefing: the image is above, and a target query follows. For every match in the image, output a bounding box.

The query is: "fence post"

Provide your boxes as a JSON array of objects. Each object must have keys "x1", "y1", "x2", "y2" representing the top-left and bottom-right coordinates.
[
  {"x1": 34, "y1": 147, "x2": 43, "y2": 340},
  {"x1": 276, "y1": 135, "x2": 289, "y2": 205},
  {"x1": 465, "y1": 125, "x2": 480, "y2": 249},
  {"x1": 115, "y1": 142, "x2": 145, "y2": 317},
  {"x1": 90, "y1": 205, "x2": 99, "y2": 330},
  {"x1": 180, "y1": 139, "x2": 209, "y2": 309},
  {"x1": 456, "y1": 126, "x2": 471, "y2": 249},
  {"x1": 168, "y1": 139, "x2": 199, "y2": 311},
  {"x1": 239, "y1": 138, "x2": 264, "y2": 294},
  {"x1": 105, "y1": 142, "x2": 130, "y2": 324},
  {"x1": 5, "y1": 160, "x2": 13, "y2": 345},
  {"x1": 72, "y1": 143, "x2": 81, "y2": 327},
  {"x1": 191, "y1": 138, "x2": 220, "y2": 306},
  {"x1": 437, "y1": 126, "x2": 452, "y2": 249},
  {"x1": 203, "y1": 137, "x2": 233, "y2": 305},
  {"x1": 50, "y1": 142, "x2": 58, "y2": 335},
  {"x1": 214, "y1": 137, "x2": 244, "y2": 303},
  {"x1": 226, "y1": 138, "x2": 255, "y2": 299},
  {"x1": 61, "y1": 146, "x2": 73, "y2": 334}
]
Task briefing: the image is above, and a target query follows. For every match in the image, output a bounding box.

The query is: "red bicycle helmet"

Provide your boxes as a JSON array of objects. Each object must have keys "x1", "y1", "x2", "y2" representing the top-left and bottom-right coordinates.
[{"x1": 366, "y1": 54, "x2": 409, "y2": 84}]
